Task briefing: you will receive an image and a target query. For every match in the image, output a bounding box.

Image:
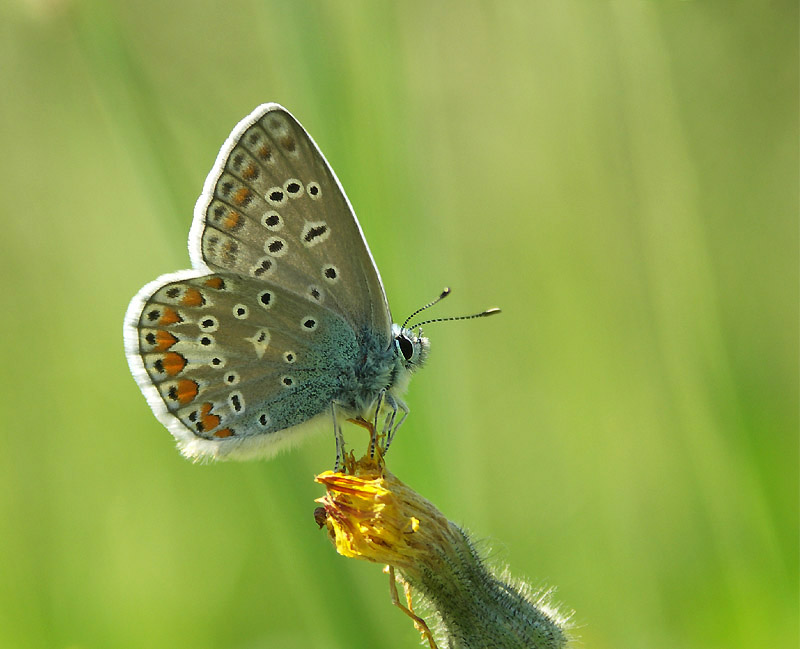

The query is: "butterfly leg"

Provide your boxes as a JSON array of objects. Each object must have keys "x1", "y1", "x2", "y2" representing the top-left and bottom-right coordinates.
[
  {"x1": 381, "y1": 393, "x2": 397, "y2": 439},
  {"x1": 383, "y1": 395, "x2": 409, "y2": 454},
  {"x1": 332, "y1": 403, "x2": 346, "y2": 472},
  {"x1": 369, "y1": 390, "x2": 386, "y2": 458},
  {"x1": 383, "y1": 397, "x2": 409, "y2": 454}
]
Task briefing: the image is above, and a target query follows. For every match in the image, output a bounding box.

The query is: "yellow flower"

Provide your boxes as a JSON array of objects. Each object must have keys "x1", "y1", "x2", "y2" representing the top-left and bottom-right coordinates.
[{"x1": 315, "y1": 455, "x2": 454, "y2": 569}]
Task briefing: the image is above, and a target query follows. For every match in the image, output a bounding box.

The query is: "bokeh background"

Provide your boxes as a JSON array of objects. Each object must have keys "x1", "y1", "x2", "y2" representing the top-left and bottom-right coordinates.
[{"x1": 1, "y1": 1, "x2": 796, "y2": 648}]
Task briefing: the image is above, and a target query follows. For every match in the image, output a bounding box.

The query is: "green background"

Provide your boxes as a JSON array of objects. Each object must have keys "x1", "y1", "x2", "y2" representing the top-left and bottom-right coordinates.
[{"x1": 1, "y1": 1, "x2": 796, "y2": 648}]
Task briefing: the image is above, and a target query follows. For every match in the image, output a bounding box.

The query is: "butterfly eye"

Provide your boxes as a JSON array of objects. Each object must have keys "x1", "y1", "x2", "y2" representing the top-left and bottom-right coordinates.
[{"x1": 397, "y1": 335, "x2": 414, "y2": 362}]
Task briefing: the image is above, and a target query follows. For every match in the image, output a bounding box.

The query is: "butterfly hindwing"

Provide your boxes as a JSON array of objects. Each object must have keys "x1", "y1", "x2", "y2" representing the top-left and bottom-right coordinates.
[
  {"x1": 126, "y1": 272, "x2": 363, "y2": 460},
  {"x1": 190, "y1": 104, "x2": 392, "y2": 337}
]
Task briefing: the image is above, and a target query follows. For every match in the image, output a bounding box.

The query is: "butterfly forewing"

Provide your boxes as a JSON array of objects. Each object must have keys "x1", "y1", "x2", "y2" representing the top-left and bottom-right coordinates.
[{"x1": 191, "y1": 104, "x2": 391, "y2": 336}]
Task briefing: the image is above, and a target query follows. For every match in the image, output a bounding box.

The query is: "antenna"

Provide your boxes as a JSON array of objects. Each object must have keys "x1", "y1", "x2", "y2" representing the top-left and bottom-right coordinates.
[
  {"x1": 401, "y1": 287, "x2": 451, "y2": 329},
  {"x1": 411, "y1": 307, "x2": 501, "y2": 329}
]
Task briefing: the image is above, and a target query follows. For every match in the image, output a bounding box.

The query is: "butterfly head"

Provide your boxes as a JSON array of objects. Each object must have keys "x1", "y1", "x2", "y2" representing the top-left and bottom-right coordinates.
[{"x1": 391, "y1": 323, "x2": 430, "y2": 372}]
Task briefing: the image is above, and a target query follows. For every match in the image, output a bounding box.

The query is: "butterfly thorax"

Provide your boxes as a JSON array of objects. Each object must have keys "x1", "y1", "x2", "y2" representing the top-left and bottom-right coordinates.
[{"x1": 333, "y1": 324, "x2": 428, "y2": 417}]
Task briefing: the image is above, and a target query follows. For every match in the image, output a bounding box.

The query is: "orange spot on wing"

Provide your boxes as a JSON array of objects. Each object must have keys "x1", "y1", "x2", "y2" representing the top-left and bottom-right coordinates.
[
  {"x1": 213, "y1": 428, "x2": 233, "y2": 438},
  {"x1": 199, "y1": 402, "x2": 221, "y2": 432},
  {"x1": 175, "y1": 379, "x2": 198, "y2": 404},
  {"x1": 154, "y1": 330, "x2": 178, "y2": 351},
  {"x1": 181, "y1": 288, "x2": 205, "y2": 307},
  {"x1": 222, "y1": 240, "x2": 238, "y2": 263},
  {"x1": 242, "y1": 164, "x2": 257, "y2": 180},
  {"x1": 233, "y1": 187, "x2": 251, "y2": 206},
  {"x1": 258, "y1": 145, "x2": 272, "y2": 161},
  {"x1": 204, "y1": 277, "x2": 224, "y2": 290},
  {"x1": 162, "y1": 352, "x2": 187, "y2": 376},
  {"x1": 223, "y1": 210, "x2": 242, "y2": 230},
  {"x1": 159, "y1": 307, "x2": 182, "y2": 325}
]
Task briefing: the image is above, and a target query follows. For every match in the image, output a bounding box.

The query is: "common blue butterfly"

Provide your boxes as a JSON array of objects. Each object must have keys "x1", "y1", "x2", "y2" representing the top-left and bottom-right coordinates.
[{"x1": 124, "y1": 104, "x2": 497, "y2": 463}]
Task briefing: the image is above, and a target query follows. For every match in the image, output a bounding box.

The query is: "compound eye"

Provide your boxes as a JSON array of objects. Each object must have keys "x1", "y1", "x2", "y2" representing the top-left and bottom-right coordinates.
[{"x1": 397, "y1": 335, "x2": 414, "y2": 361}]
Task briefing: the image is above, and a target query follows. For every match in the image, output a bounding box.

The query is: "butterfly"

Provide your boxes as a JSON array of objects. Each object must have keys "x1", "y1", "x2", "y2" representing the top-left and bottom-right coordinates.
[{"x1": 124, "y1": 104, "x2": 497, "y2": 464}]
